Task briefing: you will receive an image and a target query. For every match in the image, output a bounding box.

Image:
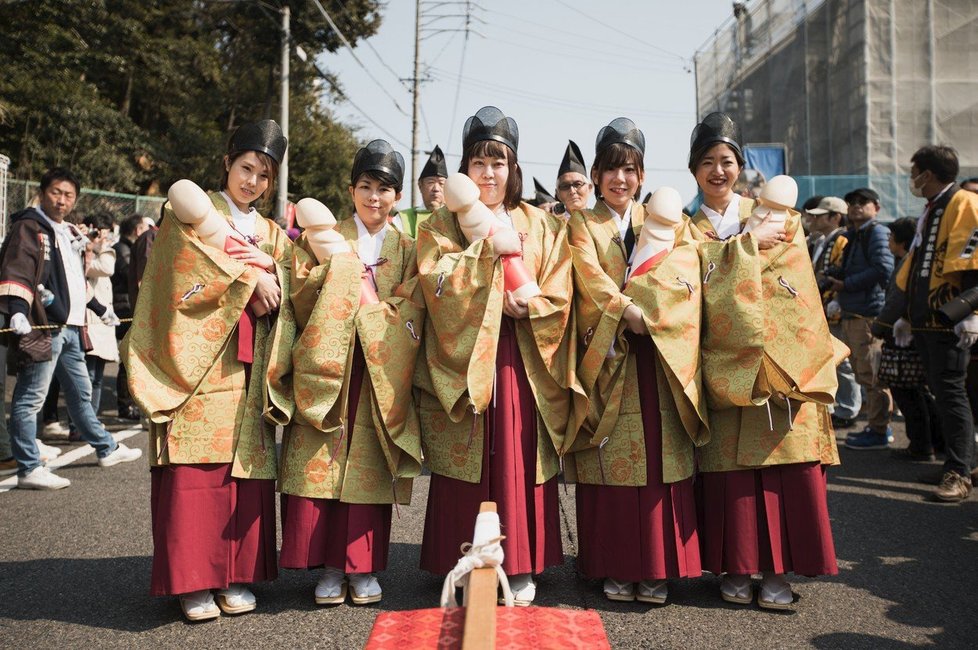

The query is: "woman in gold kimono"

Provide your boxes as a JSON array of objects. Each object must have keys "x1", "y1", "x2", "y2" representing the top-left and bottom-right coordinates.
[
  {"x1": 566, "y1": 118, "x2": 705, "y2": 604},
  {"x1": 278, "y1": 140, "x2": 424, "y2": 606},
  {"x1": 415, "y1": 106, "x2": 580, "y2": 605},
  {"x1": 122, "y1": 120, "x2": 295, "y2": 621},
  {"x1": 686, "y1": 112, "x2": 838, "y2": 610}
]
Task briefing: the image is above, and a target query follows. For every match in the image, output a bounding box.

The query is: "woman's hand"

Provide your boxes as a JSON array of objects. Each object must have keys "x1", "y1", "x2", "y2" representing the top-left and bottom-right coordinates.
[
  {"x1": 750, "y1": 213, "x2": 787, "y2": 250},
  {"x1": 226, "y1": 235, "x2": 276, "y2": 272},
  {"x1": 250, "y1": 270, "x2": 281, "y2": 315},
  {"x1": 623, "y1": 304, "x2": 650, "y2": 335},
  {"x1": 502, "y1": 290, "x2": 530, "y2": 319}
]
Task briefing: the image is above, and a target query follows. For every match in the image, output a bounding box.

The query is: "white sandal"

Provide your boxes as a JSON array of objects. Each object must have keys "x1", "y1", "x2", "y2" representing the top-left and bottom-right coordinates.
[
  {"x1": 758, "y1": 574, "x2": 794, "y2": 610},
  {"x1": 636, "y1": 579, "x2": 668, "y2": 605},
  {"x1": 720, "y1": 574, "x2": 753, "y2": 605},
  {"x1": 349, "y1": 573, "x2": 382, "y2": 605},
  {"x1": 179, "y1": 589, "x2": 220, "y2": 622},
  {"x1": 315, "y1": 567, "x2": 347, "y2": 606},
  {"x1": 603, "y1": 578, "x2": 636, "y2": 602},
  {"x1": 214, "y1": 584, "x2": 257, "y2": 615}
]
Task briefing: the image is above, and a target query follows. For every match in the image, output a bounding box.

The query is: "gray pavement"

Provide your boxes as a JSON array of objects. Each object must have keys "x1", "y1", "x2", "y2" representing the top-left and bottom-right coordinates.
[{"x1": 2, "y1": 365, "x2": 977, "y2": 648}]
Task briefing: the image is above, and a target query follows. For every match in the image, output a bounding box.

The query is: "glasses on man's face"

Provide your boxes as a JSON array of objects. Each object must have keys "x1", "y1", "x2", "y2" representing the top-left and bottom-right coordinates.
[{"x1": 557, "y1": 180, "x2": 588, "y2": 192}]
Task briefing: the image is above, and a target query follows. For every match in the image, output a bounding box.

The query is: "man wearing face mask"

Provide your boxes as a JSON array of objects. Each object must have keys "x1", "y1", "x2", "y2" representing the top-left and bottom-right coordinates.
[{"x1": 893, "y1": 145, "x2": 978, "y2": 502}]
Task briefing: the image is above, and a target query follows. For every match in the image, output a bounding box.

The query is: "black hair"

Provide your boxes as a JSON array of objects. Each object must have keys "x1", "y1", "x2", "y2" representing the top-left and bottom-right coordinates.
[
  {"x1": 802, "y1": 195, "x2": 824, "y2": 211},
  {"x1": 40, "y1": 167, "x2": 80, "y2": 194},
  {"x1": 591, "y1": 143, "x2": 644, "y2": 202},
  {"x1": 888, "y1": 217, "x2": 917, "y2": 248},
  {"x1": 83, "y1": 211, "x2": 115, "y2": 231},
  {"x1": 120, "y1": 214, "x2": 145, "y2": 238},
  {"x1": 352, "y1": 169, "x2": 402, "y2": 193},
  {"x1": 688, "y1": 141, "x2": 745, "y2": 173},
  {"x1": 911, "y1": 145, "x2": 959, "y2": 183}
]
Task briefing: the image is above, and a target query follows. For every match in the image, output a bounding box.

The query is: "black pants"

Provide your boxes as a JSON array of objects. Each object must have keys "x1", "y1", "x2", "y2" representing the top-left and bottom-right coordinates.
[
  {"x1": 890, "y1": 385, "x2": 943, "y2": 453},
  {"x1": 915, "y1": 331, "x2": 976, "y2": 477},
  {"x1": 116, "y1": 320, "x2": 132, "y2": 412}
]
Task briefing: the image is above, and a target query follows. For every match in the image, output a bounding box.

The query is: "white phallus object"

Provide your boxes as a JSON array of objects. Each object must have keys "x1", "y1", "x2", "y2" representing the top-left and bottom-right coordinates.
[
  {"x1": 443, "y1": 173, "x2": 541, "y2": 300},
  {"x1": 167, "y1": 179, "x2": 237, "y2": 250},
  {"x1": 628, "y1": 186, "x2": 683, "y2": 281},
  {"x1": 439, "y1": 509, "x2": 514, "y2": 608},
  {"x1": 743, "y1": 174, "x2": 798, "y2": 234},
  {"x1": 295, "y1": 197, "x2": 379, "y2": 305},
  {"x1": 294, "y1": 198, "x2": 352, "y2": 260}
]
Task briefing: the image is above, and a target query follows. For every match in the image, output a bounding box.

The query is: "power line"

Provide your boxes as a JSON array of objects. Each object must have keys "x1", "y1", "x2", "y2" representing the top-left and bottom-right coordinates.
[
  {"x1": 331, "y1": 0, "x2": 411, "y2": 90},
  {"x1": 308, "y1": 0, "x2": 411, "y2": 116},
  {"x1": 444, "y1": 1, "x2": 477, "y2": 153}
]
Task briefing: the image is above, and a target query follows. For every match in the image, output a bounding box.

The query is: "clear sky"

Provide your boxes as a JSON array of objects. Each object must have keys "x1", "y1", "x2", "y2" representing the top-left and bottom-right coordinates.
[{"x1": 313, "y1": 0, "x2": 737, "y2": 209}]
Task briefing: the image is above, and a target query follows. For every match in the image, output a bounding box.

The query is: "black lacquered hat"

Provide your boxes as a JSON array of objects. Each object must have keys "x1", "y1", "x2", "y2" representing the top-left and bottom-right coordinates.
[
  {"x1": 533, "y1": 177, "x2": 557, "y2": 204},
  {"x1": 228, "y1": 119, "x2": 288, "y2": 164},
  {"x1": 558, "y1": 140, "x2": 587, "y2": 177},
  {"x1": 688, "y1": 112, "x2": 743, "y2": 167},
  {"x1": 462, "y1": 106, "x2": 519, "y2": 154},
  {"x1": 351, "y1": 139, "x2": 405, "y2": 187},
  {"x1": 595, "y1": 117, "x2": 645, "y2": 157},
  {"x1": 419, "y1": 145, "x2": 448, "y2": 179}
]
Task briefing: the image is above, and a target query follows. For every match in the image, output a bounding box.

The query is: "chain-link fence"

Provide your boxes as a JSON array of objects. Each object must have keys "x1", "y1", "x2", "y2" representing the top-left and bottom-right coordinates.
[{"x1": 6, "y1": 179, "x2": 166, "y2": 225}]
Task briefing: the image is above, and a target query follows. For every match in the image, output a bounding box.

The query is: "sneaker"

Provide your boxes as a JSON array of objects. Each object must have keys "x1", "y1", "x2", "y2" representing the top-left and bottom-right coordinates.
[
  {"x1": 37, "y1": 440, "x2": 62, "y2": 462},
  {"x1": 831, "y1": 414, "x2": 856, "y2": 429},
  {"x1": 891, "y1": 447, "x2": 936, "y2": 462},
  {"x1": 98, "y1": 443, "x2": 142, "y2": 467},
  {"x1": 0, "y1": 457, "x2": 18, "y2": 477},
  {"x1": 41, "y1": 421, "x2": 70, "y2": 441},
  {"x1": 17, "y1": 466, "x2": 70, "y2": 490},
  {"x1": 118, "y1": 406, "x2": 141, "y2": 421},
  {"x1": 933, "y1": 471, "x2": 972, "y2": 503},
  {"x1": 844, "y1": 427, "x2": 890, "y2": 450}
]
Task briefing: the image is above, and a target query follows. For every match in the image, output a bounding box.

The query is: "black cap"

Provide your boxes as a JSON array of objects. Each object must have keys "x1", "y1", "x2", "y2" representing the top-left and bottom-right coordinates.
[
  {"x1": 595, "y1": 117, "x2": 645, "y2": 157},
  {"x1": 688, "y1": 112, "x2": 742, "y2": 167},
  {"x1": 351, "y1": 139, "x2": 405, "y2": 188},
  {"x1": 533, "y1": 177, "x2": 557, "y2": 205},
  {"x1": 228, "y1": 119, "x2": 288, "y2": 164},
  {"x1": 419, "y1": 145, "x2": 448, "y2": 179},
  {"x1": 843, "y1": 187, "x2": 880, "y2": 205},
  {"x1": 558, "y1": 140, "x2": 587, "y2": 177},
  {"x1": 462, "y1": 106, "x2": 519, "y2": 154}
]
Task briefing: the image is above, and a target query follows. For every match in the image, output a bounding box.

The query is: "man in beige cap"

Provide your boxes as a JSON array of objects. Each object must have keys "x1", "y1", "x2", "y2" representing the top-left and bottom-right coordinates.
[{"x1": 809, "y1": 196, "x2": 860, "y2": 429}]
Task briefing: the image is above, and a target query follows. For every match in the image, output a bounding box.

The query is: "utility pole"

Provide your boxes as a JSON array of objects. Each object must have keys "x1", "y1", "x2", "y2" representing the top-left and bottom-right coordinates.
[
  {"x1": 410, "y1": 0, "x2": 421, "y2": 208},
  {"x1": 278, "y1": 4, "x2": 290, "y2": 222}
]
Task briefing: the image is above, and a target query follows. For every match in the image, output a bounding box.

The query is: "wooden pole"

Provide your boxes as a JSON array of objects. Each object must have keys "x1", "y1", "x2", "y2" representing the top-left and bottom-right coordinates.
[{"x1": 461, "y1": 501, "x2": 498, "y2": 650}]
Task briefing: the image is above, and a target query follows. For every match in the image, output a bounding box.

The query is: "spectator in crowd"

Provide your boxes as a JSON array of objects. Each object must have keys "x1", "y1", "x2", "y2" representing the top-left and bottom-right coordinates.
[
  {"x1": 809, "y1": 196, "x2": 860, "y2": 429},
  {"x1": 732, "y1": 168, "x2": 766, "y2": 199},
  {"x1": 823, "y1": 188, "x2": 895, "y2": 449},
  {"x1": 802, "y1": 194, "x2": 825, "y2": 246},
  {"x1": 68, "y1": 212, "x2": 121, "y2": 441},
  {"x1": 554, "y1": 140, "x2": 593, "y2": 216},
  {"x1": 111, "y1": 214, "x2": 149, "y2": 420},
  {"x1": 893, "y1": 145, "x2": 978, "y2": 502},
  {"x1": 960, "y1": 177, "x2": 978, "y2": 194},
  {"x1": 878, "y1": 217, "x2": 943, "y2": 461},
  {"x1": 0, "y1": 167, "x2": 141, "y2": 489}
]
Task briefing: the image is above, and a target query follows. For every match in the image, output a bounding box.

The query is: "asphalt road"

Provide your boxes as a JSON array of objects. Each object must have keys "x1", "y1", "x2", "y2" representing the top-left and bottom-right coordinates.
[{"x1": 2, "y1": 367, "x2": 977, "y2": 649}]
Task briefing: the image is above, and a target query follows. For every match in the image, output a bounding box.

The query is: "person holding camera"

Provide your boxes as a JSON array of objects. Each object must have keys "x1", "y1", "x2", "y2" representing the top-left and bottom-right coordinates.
[
  {"x1": 892, "y1": 145, "x2": 978, "y2": 502},
  {"x1": 823, "y1": 188, "x2": 894, "y2": 450},
  {"x1": 0, "y1": 168, "x2": 141, "y2": 489}
]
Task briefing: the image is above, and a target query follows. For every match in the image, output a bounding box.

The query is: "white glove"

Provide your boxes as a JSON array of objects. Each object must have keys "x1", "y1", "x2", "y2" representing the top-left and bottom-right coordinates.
[
  {"x1": 893, "y1": 317, "x2": 913, "y2": 348},
  {"x1": 954, "y1": 313, "x2": 978, "y2": 350},
  {"x1": 826, "y1": 300, "x2": 841, "y2": 319},
  {"x1": 100, "y1": 305, "x2": 121, "y2": 327},
  {"x1": 10, "y1": 312, "x2": 32, "y2": 336}
]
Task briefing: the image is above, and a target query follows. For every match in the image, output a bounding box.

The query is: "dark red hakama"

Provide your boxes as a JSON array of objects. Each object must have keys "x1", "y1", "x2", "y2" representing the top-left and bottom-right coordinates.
[
  {"x1": 420, "y1": 317, "x2": 563, "y2": 576},
  {"x1": 149, "y1": 463, "x2": 278, "y2": 596},
  {"x1": 279, "y1": 338, "x2": 393, "y2": 573},
  {"x1": 575, "y1": 333, "x2": 701, "y2": 582},
  {"x1": 696, "y1": 462, "x2": 838, "y2": 576}
]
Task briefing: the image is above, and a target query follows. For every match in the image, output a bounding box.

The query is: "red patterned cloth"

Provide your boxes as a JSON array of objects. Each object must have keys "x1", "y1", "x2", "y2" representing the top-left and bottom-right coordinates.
[
  {"x1": 420, "y1": 317, "x2": 563, "y2": 576},
  {"x1": 365, "y1": 607, "x2": 610, "y2": 650}
]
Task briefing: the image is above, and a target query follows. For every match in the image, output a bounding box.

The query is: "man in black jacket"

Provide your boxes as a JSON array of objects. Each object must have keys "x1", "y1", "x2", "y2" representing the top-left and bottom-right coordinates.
[
  {"x1": 0, "y1": 168, "x2": 141, "y2": 490},
  {"x1": 111, "y1": 214, "x2": 148, "y2": 420}
]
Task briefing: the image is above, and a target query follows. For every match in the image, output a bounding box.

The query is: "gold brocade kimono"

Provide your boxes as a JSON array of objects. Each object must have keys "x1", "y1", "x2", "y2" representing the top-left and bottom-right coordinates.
[
  {"x1": 688, "y1": 198, "x2": 841, "y2": 472},
  {"x1": 565, "y1": 201, "x2": 707, "y2": 486},
  {"x1": 121, "y1": 193, "x2": 296, "y2": 479},
  {"x1": 278, "y1": 219, "x2": 425, "y2": 504},
  {"x1": 414, "y1": 202, "x2": 583, "y2": 485}
]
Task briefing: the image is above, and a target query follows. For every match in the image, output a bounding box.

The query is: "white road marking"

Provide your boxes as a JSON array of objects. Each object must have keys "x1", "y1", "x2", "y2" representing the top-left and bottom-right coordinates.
[{"x1": 0, "y1": 426, "x2": 144, "y2": 493}]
